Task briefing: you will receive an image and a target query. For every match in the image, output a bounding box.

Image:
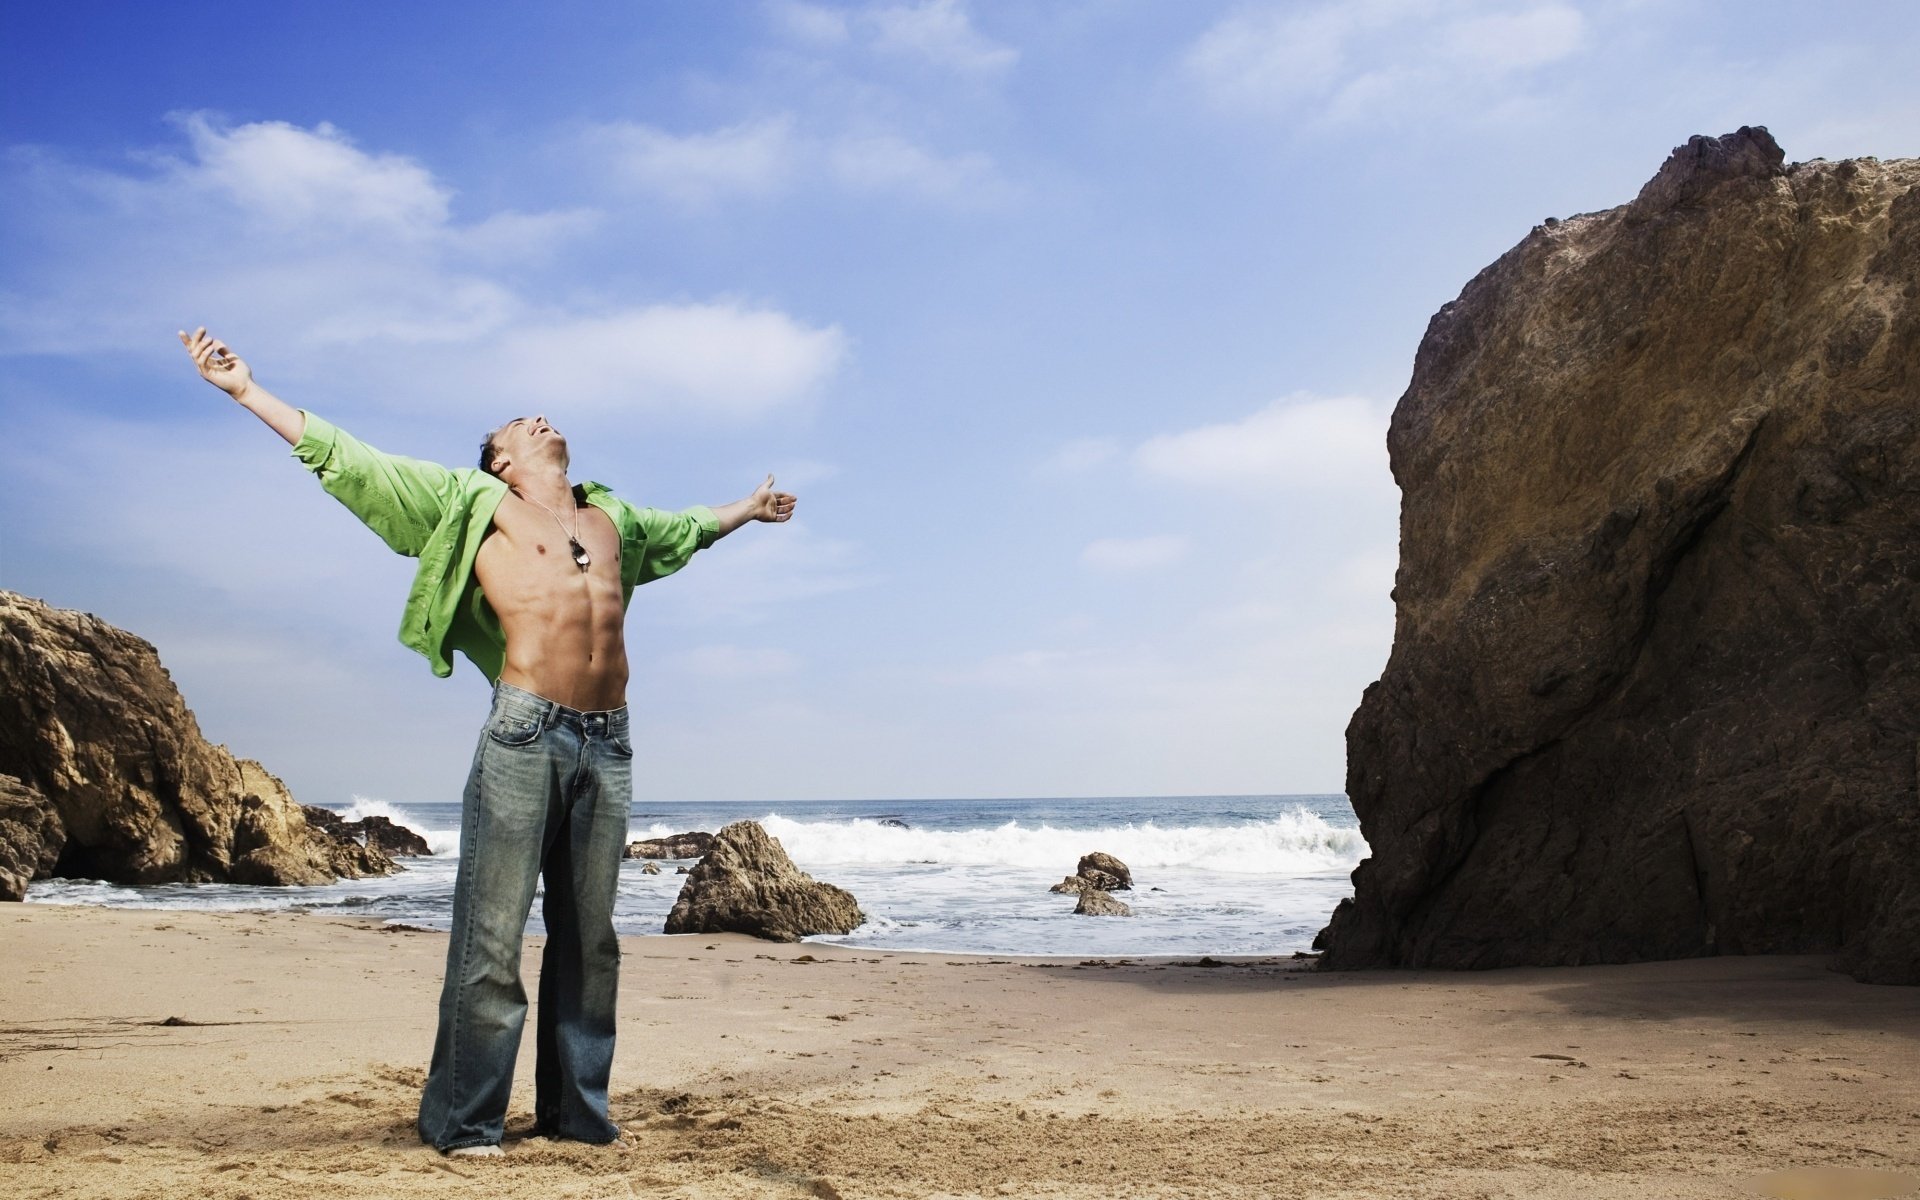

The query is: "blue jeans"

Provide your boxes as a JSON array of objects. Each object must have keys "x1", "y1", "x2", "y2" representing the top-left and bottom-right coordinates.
[{"x1": 417, "y1": 683, "x2": 633, "y2": 1151}]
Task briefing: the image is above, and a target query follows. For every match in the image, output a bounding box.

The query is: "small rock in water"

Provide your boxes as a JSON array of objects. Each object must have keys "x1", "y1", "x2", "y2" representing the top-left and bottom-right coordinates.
[
  {"x1": 1074, "y1": 888, "x2": 1132, "y2": 917},
  {"x1": 624, "y1": 831, "x2": 714, "y2": 861},
  {"x1": 641, "y1": 861, "x2": 662, "y2": 875},
  {"x1": 1049, "y1": 850, "x2": 1133, "y2": 896},
  {"x1": 1076, "y1": 851, "x2": 1132, "y2": 891}
]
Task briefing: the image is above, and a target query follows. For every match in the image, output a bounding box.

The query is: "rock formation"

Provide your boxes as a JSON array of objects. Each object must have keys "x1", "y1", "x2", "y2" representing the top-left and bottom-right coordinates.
[
  {"x1": 1316, "y1": 128, "x2": 1920, "y2": 984},
  {"x1": 0, "y1": 591, "x2": 392, "y2": 890},
  {"x1": 1050, "y1": 851, "x2": 1133, "y2": 895},
  {"x1": 303, "y1": 806, "x2": 432, "y2": 857},
  {"x1": 625, "y1": 831, "x2": 714, "y2": 861},
  {"x1": 1076, "y1": 852, "x2": 1132, "y2": 891},
  {"x1": 1074, "y1": 888, "x2": 1132, "y2": 917},
  {"x1": 664, "y1": 820, "x2": 864, "y2": 942},
  {"x1": 0, "y1": 774, "x2": 64, "y2": 901}
]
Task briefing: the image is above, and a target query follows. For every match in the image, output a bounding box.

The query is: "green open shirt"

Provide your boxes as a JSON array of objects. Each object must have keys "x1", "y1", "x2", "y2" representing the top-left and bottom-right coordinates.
[{"x1": 291, "y1": 411, "x2": 719, "y2": 681}]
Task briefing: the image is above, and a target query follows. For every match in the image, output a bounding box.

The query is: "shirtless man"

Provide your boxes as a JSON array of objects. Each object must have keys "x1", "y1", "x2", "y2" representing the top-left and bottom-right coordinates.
[{"x1": 178, "y1": 327, "x2": 794, "y2": 1156}]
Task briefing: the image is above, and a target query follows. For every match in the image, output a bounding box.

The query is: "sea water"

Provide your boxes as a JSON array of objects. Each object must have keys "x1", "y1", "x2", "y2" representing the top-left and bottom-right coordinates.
[{"x1": 26, "y1": 794, "x2": 1366, "y2": 957}]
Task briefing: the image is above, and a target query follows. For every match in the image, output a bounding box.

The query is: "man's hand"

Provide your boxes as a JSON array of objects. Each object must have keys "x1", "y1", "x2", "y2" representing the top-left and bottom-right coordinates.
[
  {"x1": 177, "y1": 326, "x2": 305, "y2": 445},
  {"x1": 712, "y1": 475, "x2": 797, "y2": 538},
  {"x1": 749, "y1": 474, "x2": 797, "y2": 524},
  {"x1": 178, "y1": 326, "x2": 255, "y2": 399}
]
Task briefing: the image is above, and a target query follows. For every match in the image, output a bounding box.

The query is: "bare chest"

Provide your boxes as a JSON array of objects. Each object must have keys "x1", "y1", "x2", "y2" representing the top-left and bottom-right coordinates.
[{"x1": 475, "y1": 495, "x2": 622, "y2": 588}]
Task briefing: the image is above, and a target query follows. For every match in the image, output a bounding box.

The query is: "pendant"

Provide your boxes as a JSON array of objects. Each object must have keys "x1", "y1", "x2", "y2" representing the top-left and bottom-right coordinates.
[{"x1": 569, "y1": 538, "x2": 591, "y2": 571}]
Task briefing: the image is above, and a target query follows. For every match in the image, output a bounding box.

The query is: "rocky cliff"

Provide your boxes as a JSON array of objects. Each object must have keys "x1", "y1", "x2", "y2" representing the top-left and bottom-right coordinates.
[
  {"x1": 1317, "y1": 128, "x2": 1920, "y2": 985},
  {"x1": 0, "y1": 590, "x2": 391, "y2": 891}
]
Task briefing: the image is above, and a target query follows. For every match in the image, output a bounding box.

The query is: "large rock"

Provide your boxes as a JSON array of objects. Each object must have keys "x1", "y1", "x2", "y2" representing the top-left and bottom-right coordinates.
[
  {"x1": 303, "y1": 806, "x2": 432, "y2": 857},
  {"x1": 624, "y1": 830, "x2": 713, "y2": 861},
  {"x1": 0, "y1": 591, "x2": 392, "y2": 889},
  {"x1": 664, "y1": 820, "x2": 863, "y2": 942},
  {"x1": 0, "y1": 774, "x2": 65, "y2": 901},
  {"x1": 1316, "y1": 129, "x2": 1920, "y2": 984}
]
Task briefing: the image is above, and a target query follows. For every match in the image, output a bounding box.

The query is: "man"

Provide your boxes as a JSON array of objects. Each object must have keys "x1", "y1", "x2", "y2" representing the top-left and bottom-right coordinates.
[{"x1": 177, "y1": 326, "x2": 794, "y2": 1157}]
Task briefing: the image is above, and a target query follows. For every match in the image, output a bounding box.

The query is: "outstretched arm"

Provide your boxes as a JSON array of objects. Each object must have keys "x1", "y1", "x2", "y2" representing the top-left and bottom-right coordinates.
[
  {"x1": 177, "y1": 326, "x2": 305, "y2": 445},
  {"x1": 711, "y1": 474, "x2": 797, "y2": 539}
]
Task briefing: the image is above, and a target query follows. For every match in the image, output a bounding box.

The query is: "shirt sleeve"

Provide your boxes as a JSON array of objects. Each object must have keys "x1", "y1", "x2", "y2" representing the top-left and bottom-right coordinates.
[
  {"x1": 627, "y1": 504, "x2": 721, "y2": 584},
  {"x1": 290, "y1": 411, "x2": 457, "y2": 558}
]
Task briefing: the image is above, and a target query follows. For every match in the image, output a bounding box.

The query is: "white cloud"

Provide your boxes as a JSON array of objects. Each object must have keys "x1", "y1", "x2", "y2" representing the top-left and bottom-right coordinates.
[
  {"x1": 472, "y1": 303, "x2": 847, "y2": 419},
  {"x1": 826, "y1": 133, "x2": 1007, "y2": 203},
  {"x1": 1184, "y1": 0, "x2": 1587, "y2": 127},
  {"x1": 667, "y1": 644, "x2": 802, "y2": 679},
  {"x1": 2, "y1": 407, "x2": 418, "y2": 614},
  {"x1": 173, "y1": 113, "x2": 450, "y2": 236},
  {"x1": 584, "y1": 117, "x2": 1011, "y2": 208},
  {"x1": 1442, "y1": 5, "x2": 1586, "y2": 70},
  {"x1": 1134, "y1": 393, "x2": 1391, "y2": 492},
  {"x1": 1038, "y1": 436, "x2": 1121, "y2": 475},
  {"x1": 586, "y1": 117, "x2": 799, "y2": 204},
  {"x1": 766, "y1": 0, "x2": 851, "y2": 46},
  {"x1": 448, "y1": 207, "x2": 604, "y2": 266},
  {"x1": 643, "y1": 520, "x2": 872, "y2": 625},
  {"x1": 925, "y1": 622, "x2": 1385, "y2": 793},
  {"x1": 1080, "y1": 534, "x2": 1190, "y2": 572},
  {"x1": 866, "y1": 0, "x2": 1016, "y2": 74},
  {"x1": 764, "y1": 458, "x2": 840, "y2": 490},
  {"x1": 0, "y1": 117, "x2": 848, "y2": 417}
]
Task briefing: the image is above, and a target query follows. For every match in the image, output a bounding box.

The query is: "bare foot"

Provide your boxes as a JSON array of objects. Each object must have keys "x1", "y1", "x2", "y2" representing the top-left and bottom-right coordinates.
[{"x1": 446, "y1": 1144, "x2": 504, "y2": 1159}]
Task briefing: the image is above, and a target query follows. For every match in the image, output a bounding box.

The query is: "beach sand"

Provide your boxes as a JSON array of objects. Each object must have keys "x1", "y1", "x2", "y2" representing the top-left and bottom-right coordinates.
[{"x1": 1, "y1": 906, "x2": 1915, "y2": 1199}]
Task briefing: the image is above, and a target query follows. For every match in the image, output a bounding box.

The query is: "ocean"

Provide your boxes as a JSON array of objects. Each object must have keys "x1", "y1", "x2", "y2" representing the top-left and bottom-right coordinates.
[{"x1": 26, "y1": 794, "x2": 1367, "y2": 957}]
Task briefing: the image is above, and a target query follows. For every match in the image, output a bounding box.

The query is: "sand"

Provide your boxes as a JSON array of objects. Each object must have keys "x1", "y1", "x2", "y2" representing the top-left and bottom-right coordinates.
[{"x1": 1, "y1": 905, "x2": 1916, "y2": 1199}]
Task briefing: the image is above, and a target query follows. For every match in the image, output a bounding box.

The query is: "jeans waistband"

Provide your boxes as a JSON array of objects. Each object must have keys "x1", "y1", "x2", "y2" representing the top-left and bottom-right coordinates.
[{"x1": 493, "y1": 681, "x2": 628, "y2": 735}]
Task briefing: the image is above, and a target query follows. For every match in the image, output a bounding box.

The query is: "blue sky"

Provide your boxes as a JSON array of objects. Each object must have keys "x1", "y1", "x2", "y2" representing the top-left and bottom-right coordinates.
[{"x1": 3, "y1": 1, "x2": 1917, "y2": 807}]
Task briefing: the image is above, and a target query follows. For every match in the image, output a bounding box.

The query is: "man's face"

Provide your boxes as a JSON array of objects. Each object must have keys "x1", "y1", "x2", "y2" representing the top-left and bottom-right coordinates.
[{"x1": 490, "y1": 415, "x2": 568, "y2": 474}]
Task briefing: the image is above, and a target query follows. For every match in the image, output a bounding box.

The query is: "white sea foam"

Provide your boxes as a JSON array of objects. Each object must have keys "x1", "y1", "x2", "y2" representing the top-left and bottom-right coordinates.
[
  {"x1": 342, "y1": 795, "x2": 461, "y2": 856},
  {"x1": 28, "y1": 797, "x2": 1363, "y2": 956},
  {"x1": 637, "y1": 807, "x2": 1367, "y2": 875}
]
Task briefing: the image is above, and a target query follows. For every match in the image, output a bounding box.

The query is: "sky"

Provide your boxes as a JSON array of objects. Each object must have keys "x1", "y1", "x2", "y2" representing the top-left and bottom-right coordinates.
[{"x1": 3, "y1": 1, "x2": 1917, "y2": 809}]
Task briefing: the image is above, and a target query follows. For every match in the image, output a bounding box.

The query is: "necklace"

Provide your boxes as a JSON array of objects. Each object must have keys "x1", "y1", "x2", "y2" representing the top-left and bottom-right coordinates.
[{"x1": 517, "y1": 488, "x2": 591, "y2": 571}]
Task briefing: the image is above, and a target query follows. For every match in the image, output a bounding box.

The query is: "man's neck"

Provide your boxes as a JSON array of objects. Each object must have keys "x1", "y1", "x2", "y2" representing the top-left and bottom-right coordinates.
[{"x1": 510, "y1": 467, "x2": 577, "y2": 514}]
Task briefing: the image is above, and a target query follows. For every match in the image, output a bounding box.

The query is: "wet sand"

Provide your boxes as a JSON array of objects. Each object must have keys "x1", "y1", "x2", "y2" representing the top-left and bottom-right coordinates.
[{"x1": 1, "y1": 905, "x2": 1916, "y2": 1198}]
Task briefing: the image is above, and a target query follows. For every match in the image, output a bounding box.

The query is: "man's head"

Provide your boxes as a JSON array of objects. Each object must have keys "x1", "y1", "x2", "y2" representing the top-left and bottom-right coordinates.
[{"x1": 479, "y1": 415, "x2": 569, "y2": 481}]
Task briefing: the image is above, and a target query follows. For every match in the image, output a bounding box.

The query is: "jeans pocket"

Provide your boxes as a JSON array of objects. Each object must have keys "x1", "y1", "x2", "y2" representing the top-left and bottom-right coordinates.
[
  {"x1": 607, "y1": 734, "x2": 634, "y2": 759},
  {"x1": 486, "y1": 712, "x2": 544, "y2": 747}
]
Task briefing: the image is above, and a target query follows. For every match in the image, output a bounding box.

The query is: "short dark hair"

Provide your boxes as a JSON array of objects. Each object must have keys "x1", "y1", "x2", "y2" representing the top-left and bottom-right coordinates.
[{"x1": 478, "y1": 417, "x2": 530, "y2": 475}]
